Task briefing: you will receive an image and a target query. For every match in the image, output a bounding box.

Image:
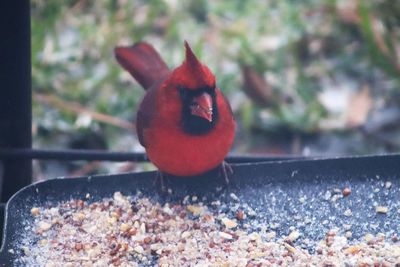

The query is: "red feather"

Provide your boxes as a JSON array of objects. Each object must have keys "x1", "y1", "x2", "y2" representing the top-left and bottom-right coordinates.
[{"x1": 114, "y1": 43, "x2": 170, "y2": 90}]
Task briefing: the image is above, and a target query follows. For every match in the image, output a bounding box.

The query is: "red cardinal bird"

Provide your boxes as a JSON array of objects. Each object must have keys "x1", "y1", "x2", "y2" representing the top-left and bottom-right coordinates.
[{"x1": 114, "y1": 41, "x2": 235, "y2": 182}]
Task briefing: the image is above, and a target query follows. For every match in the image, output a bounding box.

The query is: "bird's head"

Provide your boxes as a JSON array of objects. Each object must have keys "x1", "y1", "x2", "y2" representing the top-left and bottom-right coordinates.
[{"x1": 169, "y1": 41, "x2": 218, "y2": 135}]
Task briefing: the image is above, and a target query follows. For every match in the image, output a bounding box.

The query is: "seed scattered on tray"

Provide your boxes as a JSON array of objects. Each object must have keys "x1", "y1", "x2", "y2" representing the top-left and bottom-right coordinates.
[
  {"x1": 220, "y1": 217, "x2": 237, "y2": 229},
  {"x1": 30, "y1": 207, "x2": 40, "y2": 216},
  {"x1": 235, "y1": 209, "x2": 245, "y2": 221},
  {"x1": 286, "y1": 230, "x2": 300, "y2": 242},
  {"x1": 385, "y1": 181, "x2": 392, "y2": 189},
  {"x1": 376, "y1": 206, "x2": 389, "y2": 214},
  {"x1": 16, "y1": 191, "x2": 400, "y2": 266},
  {"x1": 342, "y1": 187, "x2": 351, "y2": 197},
  {"x1": 344, "y1": 208, "x2": 353, "y2": 217},
  {"x1": 229, "y1": 193, "x2": 240, "y2": 202}
]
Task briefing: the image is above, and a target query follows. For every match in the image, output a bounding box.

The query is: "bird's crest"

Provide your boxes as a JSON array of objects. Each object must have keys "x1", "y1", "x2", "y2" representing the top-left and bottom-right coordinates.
[
  {"x1": 171, "y1": 41, "x2": 215, "y2": 90},
  {"x1": 184, "y1": 41, "x2": 204, "y2": 75}
]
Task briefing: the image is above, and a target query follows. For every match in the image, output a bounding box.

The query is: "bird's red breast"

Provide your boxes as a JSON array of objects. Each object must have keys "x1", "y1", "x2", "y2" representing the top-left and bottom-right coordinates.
[{"x1": 115, "y1": 41, "x2": 235, "y2": 177}]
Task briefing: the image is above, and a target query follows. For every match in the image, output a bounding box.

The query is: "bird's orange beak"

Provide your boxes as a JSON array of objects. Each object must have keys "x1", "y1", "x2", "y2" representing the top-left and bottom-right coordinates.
[{"x1": 190, "y1": 92, "x2": 213, "y2": 122}]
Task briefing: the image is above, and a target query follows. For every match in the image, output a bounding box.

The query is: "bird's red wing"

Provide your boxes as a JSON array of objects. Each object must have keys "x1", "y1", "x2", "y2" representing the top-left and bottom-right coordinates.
[
  {"x1": 114, "y1": 42, "x2": 170, "y2": 90},
  {"x1": 136, "y1": 84, "x2": 160, "y2": 147}
]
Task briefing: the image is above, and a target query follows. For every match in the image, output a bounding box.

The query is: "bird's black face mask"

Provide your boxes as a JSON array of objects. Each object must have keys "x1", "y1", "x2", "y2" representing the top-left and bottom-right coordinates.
[{"x1": 178, "y1": 86, "x2": 218, "y2": 135}]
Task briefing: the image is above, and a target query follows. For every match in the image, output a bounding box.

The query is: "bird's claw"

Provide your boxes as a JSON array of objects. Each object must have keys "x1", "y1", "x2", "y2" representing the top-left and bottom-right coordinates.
[
  {"x1": 154, "y1": 171, "x2": 167, "y2": 193},
  {"x1": 219, "y1": 161, "x2": 233, "y2": 185}
]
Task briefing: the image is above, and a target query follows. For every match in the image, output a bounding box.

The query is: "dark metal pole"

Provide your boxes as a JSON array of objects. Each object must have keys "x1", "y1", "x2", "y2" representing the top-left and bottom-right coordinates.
[
  {"x1": 0, "y1": 149, "x2": 149, "y2": 162},
  {"x1": 0, "y1": 148, "x2": 304, "y2": 163},
  {"x1": 0, "y1": 1, "x2": 32, "y2": 201}
]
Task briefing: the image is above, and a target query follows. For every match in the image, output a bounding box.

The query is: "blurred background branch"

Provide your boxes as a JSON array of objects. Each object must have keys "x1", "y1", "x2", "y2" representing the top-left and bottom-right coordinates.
[{"x1": 34, "y1": 93, "x2": 134, "y2": 130}]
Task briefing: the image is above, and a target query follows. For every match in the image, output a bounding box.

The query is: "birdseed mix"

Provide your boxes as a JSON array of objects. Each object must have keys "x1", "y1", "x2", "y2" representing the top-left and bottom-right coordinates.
[{"x1": 15, "y1": 191, "x2": 400, "y2": 266}]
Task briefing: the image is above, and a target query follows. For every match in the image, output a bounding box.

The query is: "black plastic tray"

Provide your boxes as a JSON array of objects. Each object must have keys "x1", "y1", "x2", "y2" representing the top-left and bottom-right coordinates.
[{"x1": 1, "y1": 154, "x2": 399, "y2": 265}]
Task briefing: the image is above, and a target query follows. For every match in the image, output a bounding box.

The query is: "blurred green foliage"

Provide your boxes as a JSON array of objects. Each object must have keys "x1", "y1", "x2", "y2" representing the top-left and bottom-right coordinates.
[{"x1": 31, "y1": 0, "x2": 400, "y2": 155}]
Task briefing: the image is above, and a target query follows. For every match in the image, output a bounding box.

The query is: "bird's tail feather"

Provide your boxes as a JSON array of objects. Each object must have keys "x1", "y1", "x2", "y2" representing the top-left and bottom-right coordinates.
[{"x1": 114, "y1": 43, "x2": 170, "y2": 90}]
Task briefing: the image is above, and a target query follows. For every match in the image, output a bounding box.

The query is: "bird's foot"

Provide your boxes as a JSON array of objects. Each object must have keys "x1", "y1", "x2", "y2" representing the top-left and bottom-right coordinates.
[
  {"x1": 219, "y1": 161, "x2": 233, "y2": 185},
  {"x1": 154, "y1": 171, "x2": 167, "y2": 193}
]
